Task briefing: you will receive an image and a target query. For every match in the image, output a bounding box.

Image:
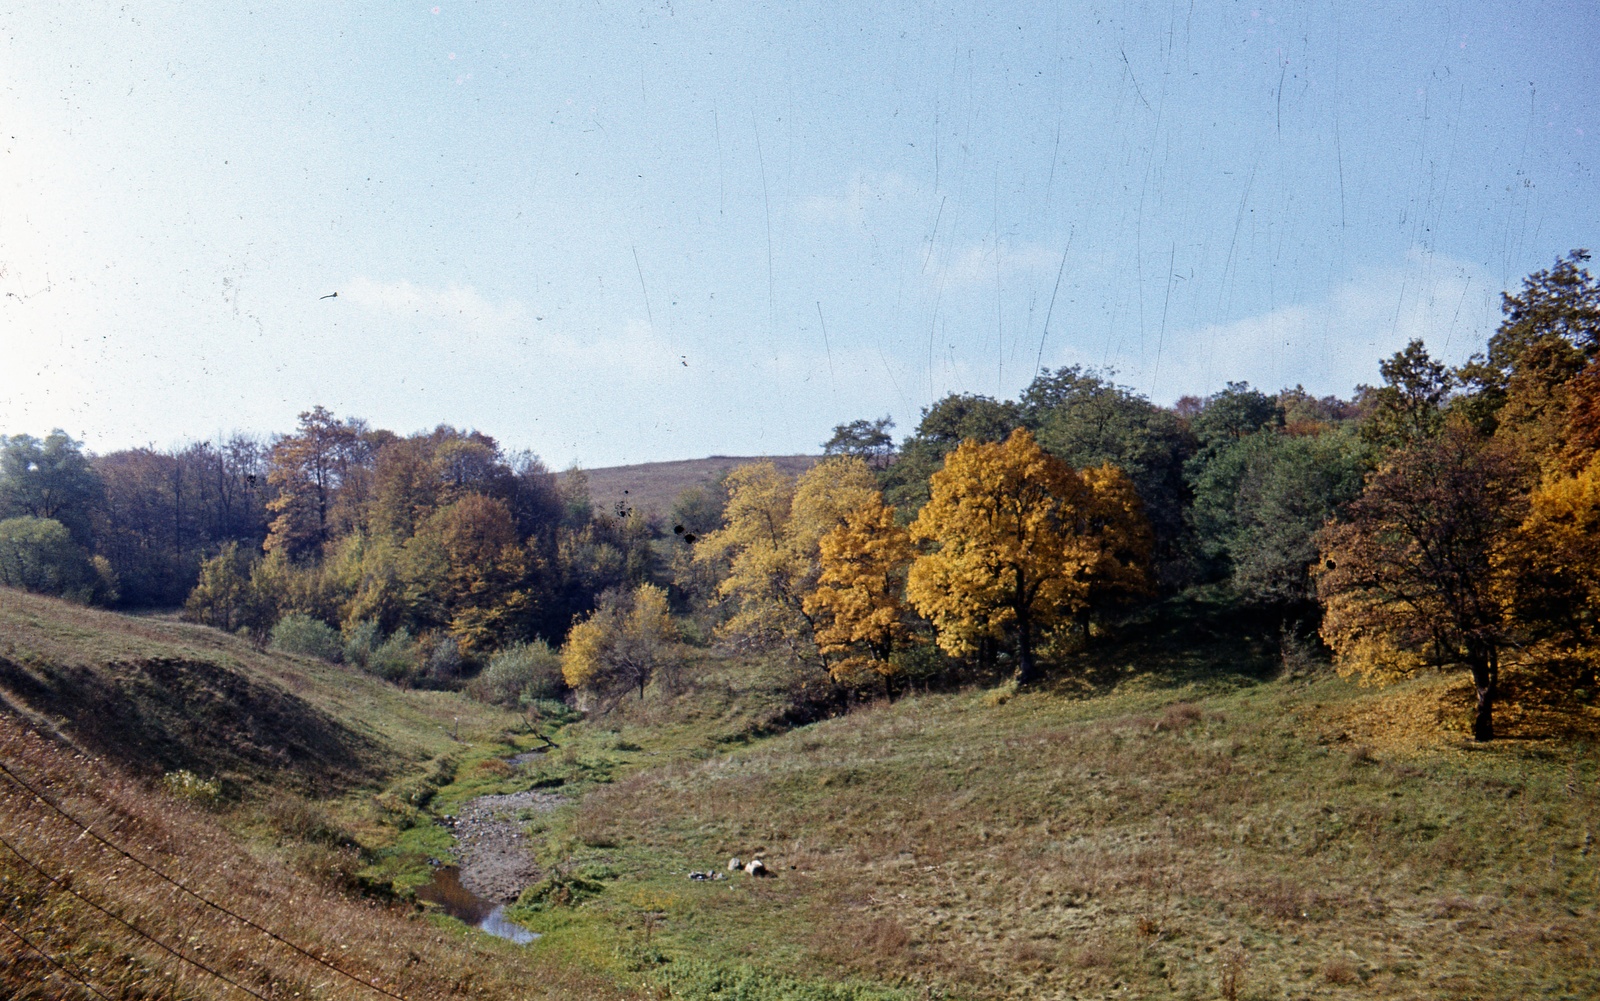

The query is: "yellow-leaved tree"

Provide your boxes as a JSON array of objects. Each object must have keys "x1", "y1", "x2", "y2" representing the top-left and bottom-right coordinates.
[
  {"x1": 562, "y1": 583, "x2": 678, "y2": 704},
  {"x1": 1075, "y1": 462, "x2": 1156, "y2": 636},
  {"x1": 693, "y1": 457, "x2": 879, "y2": 661},
  {"x1": 802, "y1": 494, "x2": 915, "y2": 690},
  {"x1": 1504, "y1": 455, "x2": 1600, "y2": 687},
  {"x1": 906, "y1": 428, "x2": 1151, "y2": 684}
]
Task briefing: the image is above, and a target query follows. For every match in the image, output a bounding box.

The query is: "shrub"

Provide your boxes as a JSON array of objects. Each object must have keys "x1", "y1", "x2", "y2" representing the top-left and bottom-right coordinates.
[
  {"x1": 422, "y1": 634, "x2": 464, "y2": 687},
  {"x1": 342, "y1": 618, "x2": 382, "y2": 669},
  {"x1": 368, "y1": 629, "x2": 419, "y2": 684},
  {"x1": 0, "y1": 516, "x2": 117, "y2": 604},
  {"x1": 185, "y1": 542, "x2": 267, "y2": 634},
  {"x1": 269, "y1": 613, "x2": 343, "y2": 661},
  {"x1": 468, "y1": 640, "x2": 566, "y2": 707}
]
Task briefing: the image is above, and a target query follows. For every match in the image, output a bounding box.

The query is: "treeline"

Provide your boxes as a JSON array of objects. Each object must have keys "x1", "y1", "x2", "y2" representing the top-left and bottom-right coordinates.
[
  {"x1": 0, "y1": 415, "x2": 656, "y2": 686},
  {"x1": 2, "y1": 251, "x2": 1596, "y2": 739}
]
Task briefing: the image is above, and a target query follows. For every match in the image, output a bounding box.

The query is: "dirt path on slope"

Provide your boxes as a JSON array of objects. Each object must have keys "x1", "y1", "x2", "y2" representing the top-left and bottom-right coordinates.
[{"x1": 445, "y1": 790, "x2": 565, "y2": 903}]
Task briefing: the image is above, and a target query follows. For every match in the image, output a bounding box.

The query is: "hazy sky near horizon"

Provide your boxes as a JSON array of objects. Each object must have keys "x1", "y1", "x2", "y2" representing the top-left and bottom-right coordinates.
[{"x1": 2, "y1": 1, "x2": 1596, "y2": 467}]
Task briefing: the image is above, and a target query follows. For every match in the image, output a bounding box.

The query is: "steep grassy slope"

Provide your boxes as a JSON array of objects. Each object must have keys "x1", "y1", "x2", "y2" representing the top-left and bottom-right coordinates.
[
  {"x1": 0, "y1": 710, "x2": 644, "y2": 1001},
  {"x1": 0, "y1": 586, "x2": 515, "y2": 796}
]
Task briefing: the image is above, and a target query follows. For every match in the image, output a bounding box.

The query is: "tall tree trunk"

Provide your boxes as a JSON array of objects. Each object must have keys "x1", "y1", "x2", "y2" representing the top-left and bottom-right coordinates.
[
  {"x1": 1015, "y1": 612, "x2": 1036, "y2": 686},
  {"x1": 1471, "y1": 646, "x2": 1498, "y2": 742}
]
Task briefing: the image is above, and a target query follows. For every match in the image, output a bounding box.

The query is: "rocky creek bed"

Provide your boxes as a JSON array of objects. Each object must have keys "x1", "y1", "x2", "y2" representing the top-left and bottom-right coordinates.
[
  {"x1": 416, "y1": 786, "x2": 565, "y2": 943},
  {"x1": 441, "y1": 789, "x2": 566, "y2": 903}
]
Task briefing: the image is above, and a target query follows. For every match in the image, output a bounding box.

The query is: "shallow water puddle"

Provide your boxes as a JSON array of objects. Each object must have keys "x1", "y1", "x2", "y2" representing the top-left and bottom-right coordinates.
[{"x1": 416, "y1": 865, "x2": 538, "y2": 945}]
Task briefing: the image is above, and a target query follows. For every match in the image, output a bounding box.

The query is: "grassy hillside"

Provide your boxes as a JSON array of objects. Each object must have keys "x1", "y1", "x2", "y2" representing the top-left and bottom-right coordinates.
[
  {"x1": 565, "y1": 454, "x2": 820, "y2": 520},
  {"x1": 5, "y1": 585, "x2": 1599, "y2": 999},
  {"x1": 0, "y1": 587, "x2": 519, "y2": 797}
]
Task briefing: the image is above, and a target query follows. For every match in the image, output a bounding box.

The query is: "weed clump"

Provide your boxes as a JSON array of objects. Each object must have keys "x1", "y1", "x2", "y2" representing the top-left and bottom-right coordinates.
[
  {"x1": 515, "y1": 870, "x2": 605, "y2": 911},
  {"x1": 264, "y1": 795, "x2": 352, "y2": 846},
  {"x1": 475, "y1": 757, "x2": 514, "y2": 778},
  {"x1": 1218, "y1": 943, "x2": 1249, "y2": 1001},
  {"x1": 1322, "y1": 956, "x2": 1361, "y2": 985},
  {"x1": 1156, "y1": 702, "x2": 1204, "y2": 732},
  {"x1": 161, "y1": 769, "x2": 222, "y2": 807}
]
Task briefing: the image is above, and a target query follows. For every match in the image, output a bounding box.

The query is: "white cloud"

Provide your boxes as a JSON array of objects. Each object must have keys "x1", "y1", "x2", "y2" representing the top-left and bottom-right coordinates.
[
  {"x1": 1125, "y1": 250, "x2": 1500, "y2": 402},
  {"x1": 934, "y1": 239, "x2": 1063, "y2": 288},
  {"x1": 341, "y1": 277, "x2": 528, "y2": 330},
  {"x1": 797, "y1": 171, "x2": 918, "y2": 226}
]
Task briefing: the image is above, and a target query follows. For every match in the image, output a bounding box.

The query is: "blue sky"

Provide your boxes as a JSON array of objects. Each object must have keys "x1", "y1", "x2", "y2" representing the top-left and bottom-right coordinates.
[{"x1": 2, "y1": 1, "x2": 1596, "y2": 467}]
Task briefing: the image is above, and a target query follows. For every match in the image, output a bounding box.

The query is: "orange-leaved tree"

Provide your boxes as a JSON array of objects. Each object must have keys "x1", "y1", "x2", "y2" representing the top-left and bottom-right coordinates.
[
  {"x1": 1075, "y1": 462, "x2": 1156, "y2": 635},
  {"x1": 401, "y1": 493, "x2": 534, "y2": 655},
  {"x1": 803, "y1": 494, "x2": 916, "y2": 690},
  {"x1": 1562, "y1": 359, "x2": 1600, "y2": 473},
  {"x1": 1316, "y1": 426, "x2": 1528, "y2": 741},
  {"x1": 906, "y1": 428, "x2": 1151, "y2": 685},
  {"x1": 264, "y1": 406, "x2": 360, "y2": 561}
]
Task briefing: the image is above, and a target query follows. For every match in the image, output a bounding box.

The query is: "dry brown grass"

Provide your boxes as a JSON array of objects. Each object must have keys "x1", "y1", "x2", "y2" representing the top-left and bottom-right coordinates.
[
  {"x1": 1322, "y1": 955, "x2": 1362, "y2": 985},
  {"x1": 1321, "y1": 666, "x2": 1600, "y2": 753},
  {"x1": 0, "y1": 714, "x2": 642, "y2": 1001}
]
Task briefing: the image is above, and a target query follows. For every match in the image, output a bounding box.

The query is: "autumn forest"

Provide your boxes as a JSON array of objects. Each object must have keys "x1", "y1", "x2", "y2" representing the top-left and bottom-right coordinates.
[{"x1": 2, "y1": 251, "x2": 1596, "y2": 744}]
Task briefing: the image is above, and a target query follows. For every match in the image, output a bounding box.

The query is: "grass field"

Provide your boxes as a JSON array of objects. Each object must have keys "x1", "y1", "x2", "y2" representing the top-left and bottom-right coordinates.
[
  {"x1": 540, "y1": 673, "x2": 1600, "y2": 999},
  {"x1": 470, "y1": 597, "x2": 1600, "y2": 999},
  {"x1": 4, "y1": 585, "x2": 1599, "y2": 999}
]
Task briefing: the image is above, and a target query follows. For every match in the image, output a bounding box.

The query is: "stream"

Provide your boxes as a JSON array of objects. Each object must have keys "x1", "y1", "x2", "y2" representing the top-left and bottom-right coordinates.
[
  {"x1": 416, "y1": 865, "x2": 538, "y2": 945},
  {"x1": 414, "y1": 775, "x2": 565, "y2": 945}
]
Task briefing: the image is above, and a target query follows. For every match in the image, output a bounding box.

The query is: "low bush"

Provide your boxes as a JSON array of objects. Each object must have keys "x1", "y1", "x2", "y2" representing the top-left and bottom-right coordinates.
[
  {"x1": 368, "y1": 629, "x2": 419, "y2": 683},
  {"x1": 342, "y1": 618, "x2": 382, "y2": 668},
  {"x1": 421, "y1": 633, "x2": 463, "y2": 688},
  {"x1": 269, "y1": 613, "x2": 342, "y2": 661},
  {"x1": 468, "y1": 640, "x2": 567, "y2": 707}
]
